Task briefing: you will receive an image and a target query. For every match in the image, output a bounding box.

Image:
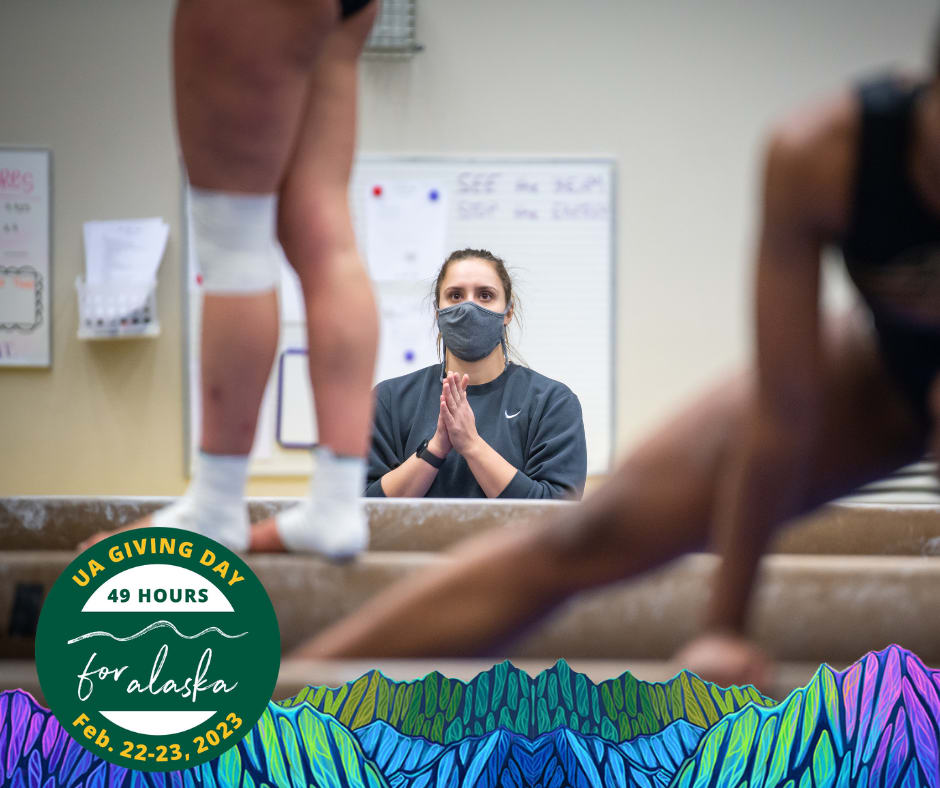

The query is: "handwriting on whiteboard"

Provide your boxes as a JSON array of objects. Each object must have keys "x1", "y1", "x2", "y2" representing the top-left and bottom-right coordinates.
[
  {"x1": 0, "y1": 169, "x2": 35, "y2": 195},
  {"x1": 455, "y1": 170, "x2": 608, "y2": 223}
]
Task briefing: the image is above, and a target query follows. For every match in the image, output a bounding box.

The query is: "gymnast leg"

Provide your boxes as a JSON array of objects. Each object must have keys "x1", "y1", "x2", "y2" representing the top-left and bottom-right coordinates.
[
  {"x1": 249, "y1": 3, "x2": 380, "y2": 556},
  {"x1": 78, "y1": 0, "x2": 358, "y2": 551}
]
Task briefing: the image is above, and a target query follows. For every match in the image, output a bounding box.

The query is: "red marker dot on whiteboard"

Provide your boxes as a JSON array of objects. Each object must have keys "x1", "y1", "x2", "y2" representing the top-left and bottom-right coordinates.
[
  {"x1": 372, "y1": 185, "x2": 383, "y2": 197},
  {"x1": 196, "y1": 274, "x2": 203, "y2": 285}
]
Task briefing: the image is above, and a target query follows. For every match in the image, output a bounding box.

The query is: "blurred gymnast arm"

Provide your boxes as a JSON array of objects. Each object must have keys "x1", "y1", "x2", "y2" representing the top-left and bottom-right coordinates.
[{"x1": 704, "y1": 124, "x2": 831, "y2": 640}]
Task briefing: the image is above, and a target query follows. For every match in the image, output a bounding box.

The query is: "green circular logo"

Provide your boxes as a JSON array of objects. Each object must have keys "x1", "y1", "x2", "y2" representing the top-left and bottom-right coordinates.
[{"x1": 35, "y1": 527, "x2": 280, "y2": 771}]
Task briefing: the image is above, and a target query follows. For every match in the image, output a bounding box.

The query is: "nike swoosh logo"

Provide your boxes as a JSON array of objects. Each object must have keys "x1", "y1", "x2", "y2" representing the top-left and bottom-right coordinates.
[{"x1": 505, "y1": 410, "x2": 521, "y2": 419}]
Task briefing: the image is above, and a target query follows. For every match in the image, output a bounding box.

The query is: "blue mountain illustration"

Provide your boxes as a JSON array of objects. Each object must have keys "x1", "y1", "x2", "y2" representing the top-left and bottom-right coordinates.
[
  {"x1": 669, "y1": 644, "x2": 940, "y2": 788},
  {"x1": 354, "y1": 717, "x2": 705, "y2": 788},
  {"x1": 0, "y1": 689, "x2": 391, "y2": 788}
]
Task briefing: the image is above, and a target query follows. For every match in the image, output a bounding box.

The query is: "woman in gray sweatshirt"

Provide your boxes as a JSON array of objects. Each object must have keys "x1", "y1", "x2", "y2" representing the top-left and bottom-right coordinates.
[{"x1": 366, "y1": 249, "x2": 587, "y2": 500}]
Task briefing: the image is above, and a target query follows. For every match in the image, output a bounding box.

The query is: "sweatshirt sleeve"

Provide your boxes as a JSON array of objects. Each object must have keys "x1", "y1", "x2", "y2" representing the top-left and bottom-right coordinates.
[
  {"x1": 497, "y1": 386, "x2": 587, "y2": 500},
  {"x1": 364, "y1": 384, "x2": 399, "y2": 497}
]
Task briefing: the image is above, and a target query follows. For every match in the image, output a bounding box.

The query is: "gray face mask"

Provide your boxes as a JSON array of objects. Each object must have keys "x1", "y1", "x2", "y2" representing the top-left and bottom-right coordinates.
[{"x1": 437, "y1": 301, "x2": 508, "y2": 362}]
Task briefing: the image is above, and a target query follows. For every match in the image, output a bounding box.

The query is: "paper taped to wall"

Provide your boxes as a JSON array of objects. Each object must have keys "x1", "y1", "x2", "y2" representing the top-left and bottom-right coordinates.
[{"x1": 365, "y1": 179, "x2": 447, "y2": 283}]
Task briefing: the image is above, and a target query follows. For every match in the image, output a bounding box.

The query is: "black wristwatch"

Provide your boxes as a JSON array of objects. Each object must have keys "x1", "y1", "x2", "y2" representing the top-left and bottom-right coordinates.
[{"x1": 416, "y1": 437, "x2": 446, "y2": 469}]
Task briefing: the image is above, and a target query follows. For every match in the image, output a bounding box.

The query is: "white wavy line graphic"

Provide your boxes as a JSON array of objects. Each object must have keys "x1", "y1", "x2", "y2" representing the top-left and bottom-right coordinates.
[{"x1": 66, "y1": 620, "x2": 248, "y2": 645}]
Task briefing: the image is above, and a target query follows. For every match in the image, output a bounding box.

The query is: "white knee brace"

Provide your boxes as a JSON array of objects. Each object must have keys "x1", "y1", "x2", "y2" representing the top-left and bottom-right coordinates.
[{"x1": 189, "y1": 186, "x2": 282, "y2": 293}]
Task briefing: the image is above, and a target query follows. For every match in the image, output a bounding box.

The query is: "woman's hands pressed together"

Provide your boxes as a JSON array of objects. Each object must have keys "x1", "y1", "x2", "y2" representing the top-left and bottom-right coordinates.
[
  {"x1": 428, "y1": 381, "x2": 454, "y2": 459},
  {"x1": 439, "y1": 371, "x2": 478, "y2": 455},
  {"x1": 436, "y1": 370, "x2": 517, "y2": 497}
]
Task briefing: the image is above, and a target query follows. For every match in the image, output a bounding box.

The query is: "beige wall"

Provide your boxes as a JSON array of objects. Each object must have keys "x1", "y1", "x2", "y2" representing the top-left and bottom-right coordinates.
[{"x1": 1, "y1": 0, "x2": 935, "y2": 496}]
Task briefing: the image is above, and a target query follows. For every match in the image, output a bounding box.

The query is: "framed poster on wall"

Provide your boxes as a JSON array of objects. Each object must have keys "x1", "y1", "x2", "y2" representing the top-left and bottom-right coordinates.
[{"x1": 0, "y1": 147, "x2": 51, "y2": 367}]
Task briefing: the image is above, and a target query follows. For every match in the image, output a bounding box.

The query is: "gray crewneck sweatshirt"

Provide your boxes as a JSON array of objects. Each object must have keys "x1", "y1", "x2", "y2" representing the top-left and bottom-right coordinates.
[{"x1": 366, "y1": 363, "x2": 586, "y2": 499}]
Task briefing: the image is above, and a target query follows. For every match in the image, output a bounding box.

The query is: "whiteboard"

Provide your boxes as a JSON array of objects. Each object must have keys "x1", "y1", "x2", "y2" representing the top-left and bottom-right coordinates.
[
  {"x1": 0, "y1": 148, "x2": 51, "y2": 367},
  {"x1": 187, "y1": 156, "x2": 615, "y2": 477}
]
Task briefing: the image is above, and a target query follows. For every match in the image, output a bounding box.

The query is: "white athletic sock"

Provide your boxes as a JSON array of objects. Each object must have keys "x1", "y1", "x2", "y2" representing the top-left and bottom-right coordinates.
[
  {"x1": 275, "y1": 446, "x2": 368, "y2": 558},
  {"x1": 151, "y1": 452, "x2": 250, "y2": 551}
]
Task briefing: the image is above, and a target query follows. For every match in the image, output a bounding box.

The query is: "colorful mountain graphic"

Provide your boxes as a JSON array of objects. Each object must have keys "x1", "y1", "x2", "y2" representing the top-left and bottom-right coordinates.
[
  {"x1": 280, "y1": 659, "x2": 773, "y2": 743},
  {"x1": 1, "y1": 647, "x2": 937, "y2": 787},
  {"x1": 0, "y1": 691, "x2": 389, "y2": 788},
  {"x1": 670, "y1": 645, "x2": 940, "y2": 788},
  {"x1": 354, "y1": 717, "x2": 705, "y2": 788}
]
